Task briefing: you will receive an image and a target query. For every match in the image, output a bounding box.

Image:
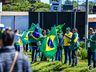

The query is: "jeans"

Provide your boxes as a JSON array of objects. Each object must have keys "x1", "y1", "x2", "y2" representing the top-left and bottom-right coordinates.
[
  {"x1": 88, "y1": 48, "x2": 96, "y2": 68},
  {"x1": 64, "y1": 46, "x2": 72, "y2": 64},
  {"x1": 14, "y1": 44, "x2": 20, "y2": 52},
  {"x1": 32, "y1": 46, "x2": 39, "y2": 62},
  {"x1": 72, "y1": 49, "x2": 78, "y2": 66},
  {"x1": 55, "y1": 48, "x2": 62, "y2": 61}
]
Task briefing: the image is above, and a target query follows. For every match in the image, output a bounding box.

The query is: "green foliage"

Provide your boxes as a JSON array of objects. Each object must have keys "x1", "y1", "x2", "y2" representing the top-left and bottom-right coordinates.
[
  {"x1": 72, "y1": 1, "x2": 78, "y2": 9},
  {"x1": 31, "y1": 2, "x2": 50, "y2": 12},
  {"x1": 35, "y1": 8, "x2": 50, "y2": 12},
  {"x1": 28, "y1": 0, "x2": 40, "y2": 3},
  {"x1": 78, "y1": 48, "x2": 87, "y2": 60},
  {"x1": 2, "y1": 1, "x2": 50, "y2": 12},
  {"x1": 79, "y1": 41, "x2": 85, "y2": 48},
  {"x1": 3, "y1": 1, "x2": 32, "y2": 11},
  {"x1": 78, "y1": 41, "x2": 87, "y2": 60}
]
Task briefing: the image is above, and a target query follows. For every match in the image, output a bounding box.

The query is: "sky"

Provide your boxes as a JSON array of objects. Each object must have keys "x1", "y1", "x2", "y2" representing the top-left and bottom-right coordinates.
[
  {"x1": 41, "y1": 0, "x2": 96, "y2": 4},
  {"x1": 41, "y1": 0, "x2": 49, "y2": 4}
]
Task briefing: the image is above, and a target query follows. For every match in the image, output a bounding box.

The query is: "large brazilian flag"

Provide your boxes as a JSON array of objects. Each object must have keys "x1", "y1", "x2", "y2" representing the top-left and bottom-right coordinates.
[{"x1": 40, "y1": 26, "x2": 58, "y2": 58}]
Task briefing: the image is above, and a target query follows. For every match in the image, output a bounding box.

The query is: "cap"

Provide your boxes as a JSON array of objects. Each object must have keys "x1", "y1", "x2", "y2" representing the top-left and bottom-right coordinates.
[{"x1": 66, "y1": 27, "x2": 71, "y2": 31}]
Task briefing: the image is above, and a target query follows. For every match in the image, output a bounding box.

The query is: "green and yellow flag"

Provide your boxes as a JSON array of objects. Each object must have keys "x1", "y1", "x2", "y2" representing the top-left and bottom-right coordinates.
[
  {"x1": 56, "y1": 24, "x2": 65, "y2": 33},
  {"x1": 40, "y1": 26, "x2": 58, "y2": 58},
  {"x1": 20, "y1": 23, "x2": 36, "y2": 45},
  {"x1": 20, "y1": 31, "x2": 30, "y2": 45},
  {"x1": 20, "y1": 23, "x2": 42, "y2": 44},
  {"x1": 28, "y1": 23, "x2": 36, "y2": 31}
]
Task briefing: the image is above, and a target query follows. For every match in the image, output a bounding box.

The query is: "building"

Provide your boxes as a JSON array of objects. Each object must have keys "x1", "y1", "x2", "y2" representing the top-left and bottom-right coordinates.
[{"x1": 88, "y1": 14, "x2": 96, "y2": 29}]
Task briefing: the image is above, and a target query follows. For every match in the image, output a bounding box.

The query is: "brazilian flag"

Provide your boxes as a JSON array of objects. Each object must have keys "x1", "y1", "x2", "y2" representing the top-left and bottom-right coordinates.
[
  {"x1": 56, "y1": 24, "x2": 65, "y2": 33},
  {"x1": 21, "y1": 23, "x2": 43, "y2": 44},
  {"x1": 28, "y1": 23, "x2": 36, "y2": 31},
  {"x1": 20, "y1": 31, "x2": 30, "y2": 45},
  {"x1": 28, "y1": 23, "x2": 43, "y2": 42},
  {"x1": 40, "y1": 26, "x2": 58, "y2": 58},
  {"x1": 29, "y1": 31, "x2": 42, "y2": 42},
  {"x1": 20, "y1": 23, "x2": 36, "y2": 45},
  {"x1": 29, "y1": 23, "x2": 42, "y2": 33}
]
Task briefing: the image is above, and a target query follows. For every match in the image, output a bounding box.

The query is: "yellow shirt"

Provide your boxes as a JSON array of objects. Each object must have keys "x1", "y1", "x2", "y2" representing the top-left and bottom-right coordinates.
[{"x1": 64, "y1": 32, "x2": 73, "y2": 46}]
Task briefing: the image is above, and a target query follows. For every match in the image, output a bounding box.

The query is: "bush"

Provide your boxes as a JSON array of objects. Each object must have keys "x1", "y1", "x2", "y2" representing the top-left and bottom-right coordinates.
[
  {"x1": 78, "y1": 48, "x2": 87, "y2": 60},
  {"x1": 78, "y1": 41, "x2": 87, "y2": 60},
  {"x1": 79, "y1": 41, "x2": 85, "y2": 49}
]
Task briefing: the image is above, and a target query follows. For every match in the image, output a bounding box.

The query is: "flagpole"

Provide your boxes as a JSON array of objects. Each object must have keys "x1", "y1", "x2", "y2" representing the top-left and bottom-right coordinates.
[{"x1": 85, "y1": 0, "x2": 89, "y2": 49}]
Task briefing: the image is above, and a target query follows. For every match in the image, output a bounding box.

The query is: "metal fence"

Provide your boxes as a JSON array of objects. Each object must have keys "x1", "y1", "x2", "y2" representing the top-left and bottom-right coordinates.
[{"x1": 29, "y1": 12, "x2": 86, "y2": 39}]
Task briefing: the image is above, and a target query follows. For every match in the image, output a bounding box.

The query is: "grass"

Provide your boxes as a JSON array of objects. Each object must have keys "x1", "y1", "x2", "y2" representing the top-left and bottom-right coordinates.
[{"x1": 27, "y1": 52, "x2": 96, "y2": 72}]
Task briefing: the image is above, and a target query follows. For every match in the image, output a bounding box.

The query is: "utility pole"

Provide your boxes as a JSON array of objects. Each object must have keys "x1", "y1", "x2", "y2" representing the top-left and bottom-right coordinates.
[{"x1": 85, "y1": 0, "x2": 89, "y2": 49}]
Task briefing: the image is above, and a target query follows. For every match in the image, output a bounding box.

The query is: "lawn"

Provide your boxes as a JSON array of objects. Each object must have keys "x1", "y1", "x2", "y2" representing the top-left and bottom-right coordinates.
[
  {"x1": 27, "y1": 52, "x2": 96, "y2": 72},
  {"x1": 32, "y1": 60, "x2": 96, "y2": 72}
]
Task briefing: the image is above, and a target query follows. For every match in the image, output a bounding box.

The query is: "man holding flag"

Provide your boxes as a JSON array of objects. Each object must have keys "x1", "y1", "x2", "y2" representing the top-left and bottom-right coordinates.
[{"x1": 39, "y1": 26, "x2": 58, "y2": 58}]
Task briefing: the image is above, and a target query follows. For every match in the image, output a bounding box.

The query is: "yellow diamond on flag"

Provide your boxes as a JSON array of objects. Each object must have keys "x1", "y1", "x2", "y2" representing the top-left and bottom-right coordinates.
[{"x1": 46, "y1": 35, "x2": 55, "y2": 51}]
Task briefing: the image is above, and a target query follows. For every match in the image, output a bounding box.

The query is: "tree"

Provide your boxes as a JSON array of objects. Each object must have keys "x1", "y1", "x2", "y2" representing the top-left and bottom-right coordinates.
[
  {"x1": 31, "y1": 2, "x2": 50, "y2": 12},
  {"x1": 3, "y1": 1, "x2": 50, "y2": 12},
  {"x1": 28, "y1": 0, "x2": 40, "y2": 3},
  {"x1": 35, "y1": 8, "x2": 50, "y2": 12},
  {"x1": 72, "y1": 1, "x2": 78, "y2": 9},
  {"x1": 3, "y1": 1, "x2": 32, "y2": 11}
]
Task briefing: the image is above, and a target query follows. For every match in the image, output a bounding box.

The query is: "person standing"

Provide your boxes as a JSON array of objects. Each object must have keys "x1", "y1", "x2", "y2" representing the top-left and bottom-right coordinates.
[
  {"x1": 55, "y1": 32, "x2": 63, "y2": 62},
  {"x1": 29, "y1": 28, "x2": 40, "y2": 63},
  {"x1": 87, "y1": 28, "x2": 96, "y2": 69},
  {"x1": 70, "y1": 28, "x2": 79, "y2": 67},
  {"x1": 14, "y1": 29, "x2": 22, "y2": 52},
  {"x1": 41, "y1": 29, "x2": 47, "y2": 61},
  {"x1": 64, "y1": 27, "x2": 72, "y2": 65},
  {"x1": 0, "y1": 30, "x2": 32, "y2": 72}
]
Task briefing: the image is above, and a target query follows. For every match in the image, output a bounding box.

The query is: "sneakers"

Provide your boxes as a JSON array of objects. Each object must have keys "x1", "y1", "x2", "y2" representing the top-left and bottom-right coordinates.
[{"x1": 88, "y1": 65, "x2": 92, "y2": 70}]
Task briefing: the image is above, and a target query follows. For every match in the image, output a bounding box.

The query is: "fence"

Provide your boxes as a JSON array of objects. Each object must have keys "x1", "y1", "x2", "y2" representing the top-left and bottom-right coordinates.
[{"x1": 29, "y1": 12, "x2": 86, "y2": 39}]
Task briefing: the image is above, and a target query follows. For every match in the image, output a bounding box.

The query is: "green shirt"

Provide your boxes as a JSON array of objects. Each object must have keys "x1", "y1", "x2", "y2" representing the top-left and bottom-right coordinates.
[
  {"x1": 70, "y1": 32, "x2": 79, "y2": 50},
  {"x1": 90, "y1": 33, "x2": 96, "y2": 52}
]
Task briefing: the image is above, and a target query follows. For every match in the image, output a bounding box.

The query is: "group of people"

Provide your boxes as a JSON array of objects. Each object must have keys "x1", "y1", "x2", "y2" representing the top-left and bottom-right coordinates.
[
  {"x1": 0, "y1": 24, "x2": 96, "y2": 72},
  {"x1": 26, "y1": 26, "x2": 96, "y2": 70},
  {"x1": 24, "y1": 27, "x2": 79, "y2": 67}
]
